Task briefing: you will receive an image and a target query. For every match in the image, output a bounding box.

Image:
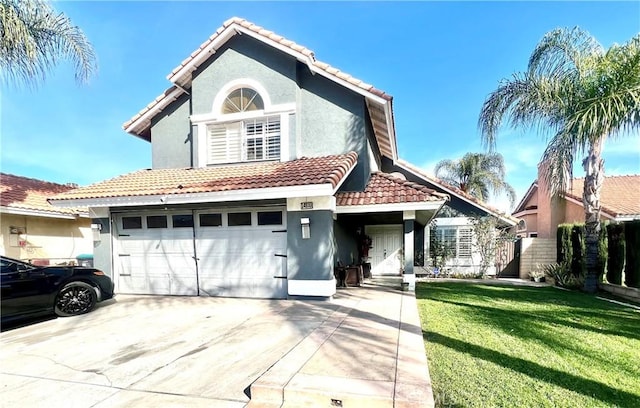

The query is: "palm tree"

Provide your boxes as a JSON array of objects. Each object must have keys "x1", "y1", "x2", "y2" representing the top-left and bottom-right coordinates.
[
  {"x1": 0, "y1": 0, "x2": 96, "y2": 87},
  {"x1": 434, "y1": 152, "x2": 517, "y2": 207},
  {"x1": 478, "y1": 27, "x2": 640, "y2": 293}
]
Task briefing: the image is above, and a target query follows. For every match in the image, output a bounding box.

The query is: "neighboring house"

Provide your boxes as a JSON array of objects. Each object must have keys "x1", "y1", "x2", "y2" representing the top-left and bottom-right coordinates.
[
  {"x1": 50, "y1": 17, "x2": 512, "y2": 299},
  {"x1": 513, "y1": 170, "x2": 640, "y2": 238},
  {"x1": 0, "y1": 173, "x2": 92, "y2": 263}
]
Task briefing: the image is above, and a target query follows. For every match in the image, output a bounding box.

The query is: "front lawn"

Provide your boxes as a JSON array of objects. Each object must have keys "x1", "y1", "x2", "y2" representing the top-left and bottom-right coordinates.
[{"x1": 416, "y1": 282, "x2": 640, "y2": 408}]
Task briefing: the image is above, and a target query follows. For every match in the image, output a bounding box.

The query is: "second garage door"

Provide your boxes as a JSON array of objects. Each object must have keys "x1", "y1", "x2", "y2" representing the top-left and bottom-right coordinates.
[{"x1": 113, "y1": 207, "x2": 287, "y2": 298}]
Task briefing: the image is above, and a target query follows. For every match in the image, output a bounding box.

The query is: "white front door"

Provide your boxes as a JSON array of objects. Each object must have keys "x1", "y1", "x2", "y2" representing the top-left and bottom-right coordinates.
[{"x1": 365, "y1": 225, "x2": 403, "y2": 276}]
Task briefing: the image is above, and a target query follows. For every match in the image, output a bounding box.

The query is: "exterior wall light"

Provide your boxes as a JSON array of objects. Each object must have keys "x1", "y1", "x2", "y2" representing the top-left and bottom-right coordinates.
[{"x1": 301, "y1": 217, "x2": 310, "y2": 239}]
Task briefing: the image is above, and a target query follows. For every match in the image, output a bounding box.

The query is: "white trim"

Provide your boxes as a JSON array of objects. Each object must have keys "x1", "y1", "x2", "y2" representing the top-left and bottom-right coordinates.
[
  {"x1": 336, "y1": 201, "x2": 444, "y2": 214},
  {"x1": 190, "y1": 103, "x2": 296, "y2": 125},
  {"x1": 0, "y1": 206, "x2": 87, "y2": 219},
  {"x1": 614, "y1": 214, "x2": 640, "y2": 222},
  {"x1": 287, "y1": 279, "x2": 336, "y2": 297},
  {"x1": 51, "y1": 183, "x2": 338, "y2": 209},
  {"x1": 124, "y1": 87, "x2": 184, "y2": 135}
]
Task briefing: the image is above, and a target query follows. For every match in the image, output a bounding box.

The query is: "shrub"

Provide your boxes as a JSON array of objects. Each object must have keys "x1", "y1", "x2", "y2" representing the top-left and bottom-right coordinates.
[
  {"x1": 544, "y1": 262, "x2": 584, "y2": 290},
  {"x1": 557, "y1": 224, "x2": 573, "y2": 264},
  {"x1": 570, "y1": 224, "x2": 585, "y2": 277},
  {"x1": 606, "y1": 223, "x2": 625, "y2": 285},
  {"x1": 597, "y1": 221, "x2": 608, "y2": 281},
  {"x1": 624, "y1": 220, "x2": 640, "y2": 288}
]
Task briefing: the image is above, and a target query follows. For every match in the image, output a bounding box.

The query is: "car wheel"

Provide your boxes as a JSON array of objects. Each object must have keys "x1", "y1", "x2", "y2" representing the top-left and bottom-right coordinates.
[{"x1": 54, "y1": 281, "x2": 97, "y2": 317}]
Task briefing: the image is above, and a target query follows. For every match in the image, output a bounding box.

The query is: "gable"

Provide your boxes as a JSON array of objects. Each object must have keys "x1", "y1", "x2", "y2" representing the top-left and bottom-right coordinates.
[{"x1": 123, "y1": 17, "x2": 397, "y2": 160}]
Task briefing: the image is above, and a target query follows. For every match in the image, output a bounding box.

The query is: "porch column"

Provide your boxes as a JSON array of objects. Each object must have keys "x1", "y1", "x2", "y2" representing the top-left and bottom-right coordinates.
[{"x1": 403, "y1": 210, "x2": 415, "y2": 290}]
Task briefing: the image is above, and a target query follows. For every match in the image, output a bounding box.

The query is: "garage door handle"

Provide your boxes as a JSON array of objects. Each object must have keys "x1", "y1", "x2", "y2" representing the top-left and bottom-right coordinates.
[
  {"x1": 272, "y1": 229, "x2": 287, "y2": 233},
  {"x1": 273, "y1": 276, "x2": 287, "y2": 279},
  {"x1": 274, "y1": 254, "x2": 287, "y2": 258},
  {"x1": 119, "y1": 254, "x2": 130, "y2": 257}
]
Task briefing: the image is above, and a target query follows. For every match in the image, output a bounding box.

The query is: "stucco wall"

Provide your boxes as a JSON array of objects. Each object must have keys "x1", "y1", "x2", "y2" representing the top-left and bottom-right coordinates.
[
  {"x1": 151, "y1": 93, "x2": 192, "y2": 169},
  {"x1": 92, "y1": 217, "x2": 112, "y2": 278},
  {"x1": 287, "y1": 210, "x2": 335, "y2": 281},
  {"x1": 519, "y1": 237, "x2": 556, "y2": 279},
  {"x1": 0, "y1": 214, "x2": 92, "y2": 262}
]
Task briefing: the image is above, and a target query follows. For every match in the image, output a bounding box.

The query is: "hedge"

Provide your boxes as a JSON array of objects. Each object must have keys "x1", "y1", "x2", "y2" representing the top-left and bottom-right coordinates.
[
  {"x1": 606, "y1": 223, "x2": 625, "y2": 285},
  {"x1": 570, "y1": 224, "x2": 585, "y2": 277},
  {"x1": 624, "y1": 220, "x2": 640, "y2": 288},
  {"x1": 557, "y1": 224, "x2": 573, "y2": 265}
]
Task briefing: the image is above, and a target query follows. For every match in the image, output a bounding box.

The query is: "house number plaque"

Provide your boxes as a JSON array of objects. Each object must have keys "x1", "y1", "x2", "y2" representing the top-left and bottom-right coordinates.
[{"x1": 300, "y1": 201, "x2": 314, "y2": 210}]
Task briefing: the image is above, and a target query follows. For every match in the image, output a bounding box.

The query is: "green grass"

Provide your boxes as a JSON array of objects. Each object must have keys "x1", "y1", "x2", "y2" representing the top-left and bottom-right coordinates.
[{"x1": 416, "y1": 282, "x2": 640, "y2": 408}]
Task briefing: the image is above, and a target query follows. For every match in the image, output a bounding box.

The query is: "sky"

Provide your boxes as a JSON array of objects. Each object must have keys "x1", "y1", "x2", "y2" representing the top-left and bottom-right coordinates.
[{"x1": 2, "y1": 1, "x2": 639, "y2": 213}]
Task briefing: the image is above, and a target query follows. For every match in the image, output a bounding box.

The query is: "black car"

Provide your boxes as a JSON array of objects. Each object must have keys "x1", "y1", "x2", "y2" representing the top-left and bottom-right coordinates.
[{"x1": 1, "y1": 256, "x2": 115, "y2": 324}]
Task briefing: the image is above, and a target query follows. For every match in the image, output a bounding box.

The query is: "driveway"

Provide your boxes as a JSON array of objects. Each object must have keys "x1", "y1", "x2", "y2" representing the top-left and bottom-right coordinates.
[{"x1": 0, "y1": 294, "x2": 341, "y2": 407}]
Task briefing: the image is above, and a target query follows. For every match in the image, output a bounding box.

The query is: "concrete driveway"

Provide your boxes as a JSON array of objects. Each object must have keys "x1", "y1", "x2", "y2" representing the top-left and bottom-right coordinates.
[
  {"x1": 0, "y1": 294, "x2": 342, "y2": 407},
  {"x1": 0, "y1": 278, "x2": 433, "y2": 408}
]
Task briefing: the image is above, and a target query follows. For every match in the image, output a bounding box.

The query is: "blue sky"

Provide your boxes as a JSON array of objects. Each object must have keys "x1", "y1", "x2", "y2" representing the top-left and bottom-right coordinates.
[{"x1": 2, "y1": 1, "x2": 639, "y2": 212}]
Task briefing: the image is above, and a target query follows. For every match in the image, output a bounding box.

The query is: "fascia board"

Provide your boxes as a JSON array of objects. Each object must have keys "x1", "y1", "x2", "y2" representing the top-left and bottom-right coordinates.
[
  {"x1": 335, "y1": 200, "x2": 445, "y2": 214},
  {"x1": 0, "y1": 206, "x2": 86, "y2": 219},
  {"x1": 124, "y1": 87, "x2": 184, "y2": 135},
  {"x1": 49, "y1": 183, "x2": 336, "y2": 209}
]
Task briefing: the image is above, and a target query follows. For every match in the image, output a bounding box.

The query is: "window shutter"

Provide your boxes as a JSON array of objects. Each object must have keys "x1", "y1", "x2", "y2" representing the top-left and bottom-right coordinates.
[
  {"x1": 265, "y1": 117, "x2": 281, "y2": 159},
  {"x1": 208, "y1": 123, "x2": 241, "y2": 164},
  {"x1": 458, "y1": 228, "x2": 473, "y2": 258}
]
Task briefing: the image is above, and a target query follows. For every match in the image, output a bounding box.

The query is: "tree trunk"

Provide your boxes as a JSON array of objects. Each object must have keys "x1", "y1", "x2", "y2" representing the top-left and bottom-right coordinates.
[{"x1": 582, "y1": 139, "x2": 605, "y2": 293}]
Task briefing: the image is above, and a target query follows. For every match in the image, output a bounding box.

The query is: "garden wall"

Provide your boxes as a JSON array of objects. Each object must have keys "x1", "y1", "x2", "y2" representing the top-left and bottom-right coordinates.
[
  {"x1": 599, "y1": 283, "x2": 640, "y2": 303},
  {"x1": 519, "y1": 238, "x2": 556, "y2": 279}
]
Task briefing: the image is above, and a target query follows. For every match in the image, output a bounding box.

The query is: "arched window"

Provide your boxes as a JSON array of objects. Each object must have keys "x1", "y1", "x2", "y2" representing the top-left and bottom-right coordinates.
[{"x1": 222, "y1": 88, "x2": 264, "y2": 114}]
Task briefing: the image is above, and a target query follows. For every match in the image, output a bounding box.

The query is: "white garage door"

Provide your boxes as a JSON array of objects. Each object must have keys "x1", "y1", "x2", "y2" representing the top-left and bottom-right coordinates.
[
  {"x1": 195, "y1": 209, "x2": 287, "y2": 298},
  {"x1": 113, "y1": 208, "x2": 287, "y2": 298}
]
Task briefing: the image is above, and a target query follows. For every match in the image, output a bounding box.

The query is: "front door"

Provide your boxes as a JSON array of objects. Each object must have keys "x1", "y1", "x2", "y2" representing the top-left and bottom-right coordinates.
[{"x1": 365, "y1": 225, "x2": 403, "y2": 276}]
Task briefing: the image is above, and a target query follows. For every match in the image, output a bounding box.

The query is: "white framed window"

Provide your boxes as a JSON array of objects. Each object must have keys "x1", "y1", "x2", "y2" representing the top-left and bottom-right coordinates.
[
  {"x1": 192, "y1": 81, "x2": 293, "y2": 167},
  {"x1": 434, "y1": 226, "x2": 472, "y2": 259}
]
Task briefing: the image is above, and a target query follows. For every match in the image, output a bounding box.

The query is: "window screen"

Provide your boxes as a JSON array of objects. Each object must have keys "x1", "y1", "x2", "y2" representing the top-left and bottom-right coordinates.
[{"x1": 147, "y1": 215, "x2": 167, "y2": 229}]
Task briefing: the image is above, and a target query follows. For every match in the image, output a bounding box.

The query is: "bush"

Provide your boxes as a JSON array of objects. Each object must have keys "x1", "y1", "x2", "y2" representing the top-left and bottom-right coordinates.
[
  {"x1": 624, "y1": 220, "x2": 640, "y2": 288},
  {"x1": 597, "y1": 222, "x2": 608, "y2": 281},
  {"x1": 557, "y1": 224, "x2": 573, "y2": 264},
  {"x1": 543, "y1": 262, "x2": 584, "y2": 290},
  {"x1": 570, "y1": 224, "x2": 585, "y2": 277},
  {"x1": 606, "y1": 223, "x2": 625, "y2": 285}
]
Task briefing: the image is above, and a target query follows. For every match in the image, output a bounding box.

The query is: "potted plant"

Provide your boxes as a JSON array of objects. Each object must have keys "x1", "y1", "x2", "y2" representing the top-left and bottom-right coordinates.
[{"x1": 529, "y1": 267, "x2": 546, "y2": 283}]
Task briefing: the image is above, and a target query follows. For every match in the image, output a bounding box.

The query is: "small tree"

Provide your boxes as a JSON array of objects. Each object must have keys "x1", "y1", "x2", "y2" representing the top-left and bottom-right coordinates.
[{"x1": 470, "y1": 215, "x2": 513, "y2": 277}]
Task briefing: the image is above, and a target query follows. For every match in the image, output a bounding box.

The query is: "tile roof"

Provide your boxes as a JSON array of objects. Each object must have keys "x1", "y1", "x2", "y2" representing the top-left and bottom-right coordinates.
[
  {"x1": 0, "y1": 173, "x2": 87, "y2": 217},
  {"x1": 51, "y1": 153, "x2": 358, "y2": 202},
  {"x1": 336, "y1": 172, "x2": 448, "y2": 206},
  {"x1": 566, "y1": 175, "x2": 640, "y2": 218}
]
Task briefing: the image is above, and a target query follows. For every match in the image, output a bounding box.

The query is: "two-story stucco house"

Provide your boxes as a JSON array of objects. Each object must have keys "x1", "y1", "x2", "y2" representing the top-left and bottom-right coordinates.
[{"x1": 51, "y1": 17, "x2": 515, "y2": 299}]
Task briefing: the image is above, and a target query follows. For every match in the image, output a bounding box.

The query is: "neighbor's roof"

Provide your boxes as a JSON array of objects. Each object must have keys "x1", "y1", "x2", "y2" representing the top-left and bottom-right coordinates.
[
  {"x1": 50, "y1": 153, "x2": 358, "y2": 207},
  {"x1": 0, "y1": 173, "x2": 88, "y2": 218},
  {"x1": 123, "y1": 17, "x2": 396, "y2": 159},
  {"x1": 566, "y1": 175, "x2": 640, "y2": 220},
  {"x1": 336, "y1": 172, "x2": 448, "y2": 206}
]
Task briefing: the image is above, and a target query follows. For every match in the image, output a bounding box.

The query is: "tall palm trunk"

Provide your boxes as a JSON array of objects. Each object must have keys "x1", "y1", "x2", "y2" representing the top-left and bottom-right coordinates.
[{"x1": 582, "y1": 138, "x2": 605, "y2": 293}]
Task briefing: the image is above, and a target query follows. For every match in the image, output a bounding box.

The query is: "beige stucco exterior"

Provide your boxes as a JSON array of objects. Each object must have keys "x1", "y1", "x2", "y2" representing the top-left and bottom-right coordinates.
[{"x1": 0, "y1": 213, "x2": 92, "y2": 263}]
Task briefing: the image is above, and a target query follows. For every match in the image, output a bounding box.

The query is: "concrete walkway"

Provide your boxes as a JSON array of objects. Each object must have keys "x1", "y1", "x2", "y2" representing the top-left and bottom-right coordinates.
[{"x1": 249, "y1": 277, "x2": 433, "y2": 408}]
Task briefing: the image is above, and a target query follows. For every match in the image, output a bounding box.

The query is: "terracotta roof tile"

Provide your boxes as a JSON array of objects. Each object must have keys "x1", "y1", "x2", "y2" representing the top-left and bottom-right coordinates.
[
  {"x1": 566, "y1": 175, "x2": 640, "y2": 218},
  {"x1": 0, "y1": 173, "x2": 87, "y2": 217},
  {"x1": 51, "y1": 153, "x2": 358, "y2": 202},
  {"x1": 336, "y1": 172, "x2": 447, "y2": 206}
]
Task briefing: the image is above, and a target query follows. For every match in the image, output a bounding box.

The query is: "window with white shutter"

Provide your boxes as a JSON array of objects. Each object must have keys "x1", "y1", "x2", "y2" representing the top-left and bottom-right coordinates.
[{"x1": 207, "y1": 116, "x2": 280, "y2": 165}]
